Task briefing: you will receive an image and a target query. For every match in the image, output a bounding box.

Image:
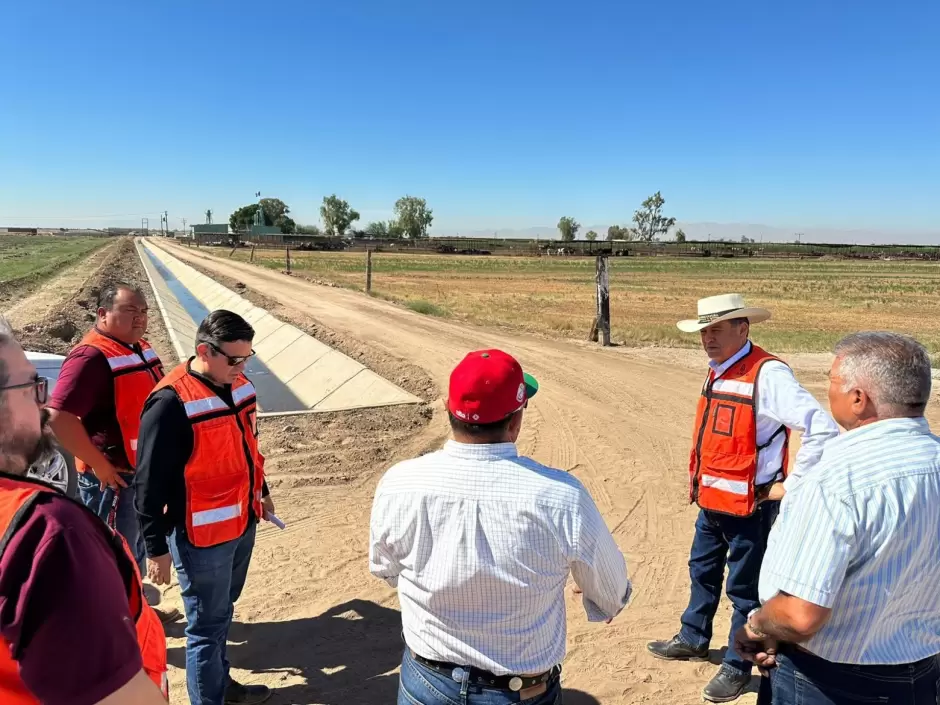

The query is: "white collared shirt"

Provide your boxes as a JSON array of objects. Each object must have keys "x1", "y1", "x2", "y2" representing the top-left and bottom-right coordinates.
[
  {"x1": 708, "y1": 341, "x2": 839, "y2": 487},
  {"x1": 759, "y1": 417, "x2": 940, "y2": 664},
  {"x1": 369, "y1": 440, "x2": 631, "y2": 675}
]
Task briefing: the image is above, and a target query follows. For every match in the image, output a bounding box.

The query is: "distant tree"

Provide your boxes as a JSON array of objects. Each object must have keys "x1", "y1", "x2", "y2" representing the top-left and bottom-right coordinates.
[
  {"x1": 557, "y1": 216, "x2": 580, "y2": 242},
  {"x1": 260, "y1": 198, "x2": 289, "y2": 224},
  {"x1": 631, "y1": 191, "x2": 676, "y2": 242},
  {"x1": 675, "y1": 228, "x2": 687, "y2": 243},
  {"x1": 607, "y1": 224, "x2": 633, "y2": 241},
  {"x1": 394, "y1": 196, "x2": 434, "y2": 238},
  {"x1": 320, "y1": 195, "x2": 360, "y2": 238},
  {"x1": 278, "y1": 216, "x2": 297, "y2": 234},
  {"x1": 585, "y1": 230, "x2": 598, "y2": 242},
  {"x1": 296, "y1": 223, "x2": 322, "y2": 235},
  {"x1": 229, "y1": 203, "x2": 265, "y2": 231},
  {"x1": 365, "y1": 221, "x2": 389, "y2": 238},
  {"x1": 387, "y1": 221, "x2": 405, "y2": 239}
]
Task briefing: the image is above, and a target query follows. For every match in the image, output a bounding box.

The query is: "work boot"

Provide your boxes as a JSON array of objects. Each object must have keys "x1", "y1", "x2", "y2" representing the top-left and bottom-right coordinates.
[
  {"x1": 154, "y1": 606, "x2": 181, "y2": 624},
  {"x1": 646, "y1": 634, "x2": 709, "y2": 661},
  {"x1": 224, "y1": 679, "x2": 272, "y2": 704},
  {"x1": 702, "y1": 665, "x2": 751, "y2": 703}
]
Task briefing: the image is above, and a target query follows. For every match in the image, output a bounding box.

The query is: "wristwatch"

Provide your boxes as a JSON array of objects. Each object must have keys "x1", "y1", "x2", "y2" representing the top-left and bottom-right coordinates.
[{"x1": 747, "y1": 608, "x2": 768, "y2": 639}]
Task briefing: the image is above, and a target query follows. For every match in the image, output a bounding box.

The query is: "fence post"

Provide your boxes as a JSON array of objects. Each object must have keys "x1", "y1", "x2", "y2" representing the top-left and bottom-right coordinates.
[
  {"x1": 250, "y1": 246, "x2": 255, "y2": 263},
  {"x1": 285, "y1": 246, "x2": 291, "y2": 274},
  {"x1": 589, "y1": 255, "x2": 611, "y2": 346},
  {"x1": 366, "y1": 249, "x2": 373, "y2": 293}
]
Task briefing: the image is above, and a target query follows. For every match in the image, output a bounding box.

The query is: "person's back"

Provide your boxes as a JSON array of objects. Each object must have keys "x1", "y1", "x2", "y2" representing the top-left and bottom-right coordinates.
[
  {"x1": 373, "y1": 441, "x2": 626, "y2": 674},
  {"x1": 371, "y1": 349, "x2": 630, "y2": 705}
]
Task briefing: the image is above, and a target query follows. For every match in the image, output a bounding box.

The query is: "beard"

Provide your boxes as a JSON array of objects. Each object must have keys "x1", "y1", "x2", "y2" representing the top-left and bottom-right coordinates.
[
  {"x1": 26, "y1": 408, "x2": 56, "y2": 468},
  {"x1": 0, "y1": 407, "x2": 54, "y2": 476}
]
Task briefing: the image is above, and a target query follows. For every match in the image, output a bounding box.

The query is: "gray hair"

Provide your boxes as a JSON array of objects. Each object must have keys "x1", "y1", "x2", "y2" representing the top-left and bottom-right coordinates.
[
  {"x1": 833, "y1": 332, "x2": 932, "y2": 417},
  {"x1": 0, "y1": 315, "x2": 14, "y2": 388}
]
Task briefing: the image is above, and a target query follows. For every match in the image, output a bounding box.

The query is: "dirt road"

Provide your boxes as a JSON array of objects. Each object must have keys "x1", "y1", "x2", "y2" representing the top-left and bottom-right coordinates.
[{"x1": 154, "y1": 240, "x2": 935, "y2": 705}]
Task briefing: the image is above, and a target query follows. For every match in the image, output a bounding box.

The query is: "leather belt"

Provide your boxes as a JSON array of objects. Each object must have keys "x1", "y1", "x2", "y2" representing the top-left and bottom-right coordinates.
[{"x1": 410, "y1": 651, "x2": 560, "y2": 692}]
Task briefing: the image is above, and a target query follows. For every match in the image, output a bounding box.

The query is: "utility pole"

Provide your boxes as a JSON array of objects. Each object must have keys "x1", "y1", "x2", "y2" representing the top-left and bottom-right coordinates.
[
  {"x1": 181, "y1": 218, "x2": 187, "y2": 239},
  {"x1": 141, "y1": 218, "x2": 149, "y2": 236}
]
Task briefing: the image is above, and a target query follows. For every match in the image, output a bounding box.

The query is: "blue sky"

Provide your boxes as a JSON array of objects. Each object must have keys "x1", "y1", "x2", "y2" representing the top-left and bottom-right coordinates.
[{"x1": 2, "y1": 0, "x2": 938, "y2": 237}]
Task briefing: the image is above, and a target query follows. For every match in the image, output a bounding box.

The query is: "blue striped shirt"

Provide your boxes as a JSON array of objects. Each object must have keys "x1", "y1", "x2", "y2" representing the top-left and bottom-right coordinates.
[{"x1": 759, "y1": 417, "x2": 940, "y2": 664}]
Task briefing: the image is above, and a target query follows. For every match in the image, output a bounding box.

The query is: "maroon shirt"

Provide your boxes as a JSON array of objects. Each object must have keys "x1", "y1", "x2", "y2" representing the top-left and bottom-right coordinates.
[
  {"x1": 47, "y1": 342, "x2": 134, "y2": 469},
  {"x1": 0, "y1": 494, "x2": 143, "y2": 704}
]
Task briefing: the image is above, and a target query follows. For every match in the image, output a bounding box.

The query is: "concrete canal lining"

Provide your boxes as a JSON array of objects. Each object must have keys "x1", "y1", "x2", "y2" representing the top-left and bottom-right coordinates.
[{"x1": 136, "y1": 239, "x2": 421, "y2": 416}]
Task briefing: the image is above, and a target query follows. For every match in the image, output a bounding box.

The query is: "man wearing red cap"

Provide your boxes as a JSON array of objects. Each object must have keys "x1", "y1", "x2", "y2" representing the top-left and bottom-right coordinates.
[{"x1": 370, "y1": 349, "x2": 631, "y2": 705}]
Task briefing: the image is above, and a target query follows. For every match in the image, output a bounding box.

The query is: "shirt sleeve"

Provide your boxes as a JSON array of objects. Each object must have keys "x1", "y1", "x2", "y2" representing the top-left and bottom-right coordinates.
[
  {"x1": 569, "y1": 491, "x2": 632, "y2": 622},
  {"x1": 368, "y1": 477, "x2": 405, "y2": 588},
  {"x1": 45, "y1": 345, "x2": 112, "y2": 418},
  {"x1": 757, "y1": 361, "x2": 840, "y2": 489},
  {"x1": 0, "y1": 498, "x2": 143, "y2": 705},
  {"x1": 759, "y1": 477, "x2": 856, "y2": 608},
  {"x1": 135, "y1": 388, "x2": 192, "y2": 557}
]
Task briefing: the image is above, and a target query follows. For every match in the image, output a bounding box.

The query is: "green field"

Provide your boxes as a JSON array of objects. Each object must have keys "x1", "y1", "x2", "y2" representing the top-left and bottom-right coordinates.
[
  {"x1": 214, "y1": 246, "x2": 940, "y2": 361},
  {"x1": 0, "y1": 236, "x2": 108, "y2": 290}
]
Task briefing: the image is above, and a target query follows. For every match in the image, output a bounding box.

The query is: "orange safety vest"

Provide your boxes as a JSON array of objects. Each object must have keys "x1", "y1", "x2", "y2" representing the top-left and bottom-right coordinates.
[
  {"x1": 74, "y1": 329, "x2": 164, "y2": 471},
  {"x1": 688, "y1": 344, "x2": 790, "y2": 517},
  {"x1": 0, "y1": 474, "x2": 168, "y2": 702},
  {"x1": 149, "y1": 363, "x2": 264, "y2": 547}
]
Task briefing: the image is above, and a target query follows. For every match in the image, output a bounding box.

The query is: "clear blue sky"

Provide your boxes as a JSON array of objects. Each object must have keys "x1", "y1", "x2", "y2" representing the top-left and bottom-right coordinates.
[{"x1": 2, "y1": 0, "x2": 938, "y2": 236}]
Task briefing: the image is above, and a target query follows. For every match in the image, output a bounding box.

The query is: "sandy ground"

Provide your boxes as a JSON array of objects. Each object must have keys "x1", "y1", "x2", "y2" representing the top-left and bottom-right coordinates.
[{"x1": 7, "y1": 238, "x2": 939, "y2": 704}]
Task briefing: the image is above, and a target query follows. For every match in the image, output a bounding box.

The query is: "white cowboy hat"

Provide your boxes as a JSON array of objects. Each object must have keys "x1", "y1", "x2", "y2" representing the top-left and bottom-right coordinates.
[{"x1": 676, "y1": 293, "x2": 771, "y2": 333}]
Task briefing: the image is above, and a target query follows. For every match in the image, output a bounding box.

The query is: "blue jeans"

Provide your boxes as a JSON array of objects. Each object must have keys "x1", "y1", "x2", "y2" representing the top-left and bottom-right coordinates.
[
  {"x1": 679, "y1": 501, "x2": 779, "y2": 674},
  {"x1": 769, "y1": 646, "x2": 940, "y2": 704},
  {"x1": 78, "y1": 470, "x2": 145, "y2": 574},
  {"x1": 398, "y1": 650, "x2": 562, "y2": 705},
  {"x1": 169, "y1": 521, "x2": 257, "y2": 705}
]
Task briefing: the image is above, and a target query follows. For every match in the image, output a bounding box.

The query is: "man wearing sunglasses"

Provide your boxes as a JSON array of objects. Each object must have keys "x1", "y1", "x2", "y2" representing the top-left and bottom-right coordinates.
[
  {"x1": 135, "y1": 309, "x2": 275, "y2": 705},
  {"x1": 0, "y1": 317, "x2": 169, "y2": 704}
]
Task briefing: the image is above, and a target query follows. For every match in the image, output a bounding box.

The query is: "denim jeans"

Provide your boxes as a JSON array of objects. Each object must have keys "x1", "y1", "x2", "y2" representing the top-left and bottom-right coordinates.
[
  {"x1": 679, "y1": 501, "x2": 779, "y2": 674},
  {"x1": 769, "y1": 646, "x2": 940, "y2": 704},
  {"x1": 398, "y1": 650, "x2": 562, "y2": 705},
  {"x1": 169, "y1": 521, "x2": 257, "y2": 705},
  {"x1": 77, "y1": 470, "x2": 145, "y2": 574}
]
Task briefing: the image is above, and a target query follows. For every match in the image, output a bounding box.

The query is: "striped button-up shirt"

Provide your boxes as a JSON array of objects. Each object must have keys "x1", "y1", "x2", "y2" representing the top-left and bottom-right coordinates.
[
  {"x1": 708, "y1": 341, "x2": 839, "y2": 487},
  {"x1": 759, "y1": 417, "x2": 940, "y2": 664},
  {"x1": 369, "y1": 441, "x2": 631, "y2": 675}
]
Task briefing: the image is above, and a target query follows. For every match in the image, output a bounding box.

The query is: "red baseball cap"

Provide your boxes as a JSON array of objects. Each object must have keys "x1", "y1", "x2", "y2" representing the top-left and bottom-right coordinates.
[{"x1": 447, "y1": 349, "x2": 539, "y2": 425}]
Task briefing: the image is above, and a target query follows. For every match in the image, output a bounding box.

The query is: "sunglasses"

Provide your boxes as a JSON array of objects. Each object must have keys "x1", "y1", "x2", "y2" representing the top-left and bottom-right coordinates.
[
  {"x1": 208, "y1": 342, "x2": 256, "y2": 367},
  {"x1": 0, "y1": 377, "x2": 49, "y2": 405}
]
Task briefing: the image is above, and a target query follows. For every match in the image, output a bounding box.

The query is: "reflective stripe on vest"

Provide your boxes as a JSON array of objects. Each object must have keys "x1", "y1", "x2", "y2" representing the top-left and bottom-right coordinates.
[
  {"x1": 74, "y1": 330, "x2": 164, "y2": 470},
  {"x1": 688, "y1": 344, "x2": 790, "y2": 517},
  {"x1": 0, "y1": 474, "x2": 168, "y2": 702},
  {"x1": 148, "y1": 363, "x2": 265, "y2": 548}
]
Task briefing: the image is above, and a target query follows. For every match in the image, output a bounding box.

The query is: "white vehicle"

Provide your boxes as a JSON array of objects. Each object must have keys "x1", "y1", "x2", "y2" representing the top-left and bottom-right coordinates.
[{"x1": 25, "y1": 351, "x2": 78, "y2": 498}]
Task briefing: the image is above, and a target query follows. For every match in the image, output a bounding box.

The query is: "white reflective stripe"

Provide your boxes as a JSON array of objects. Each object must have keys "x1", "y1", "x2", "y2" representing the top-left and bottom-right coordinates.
[
  {"x1": 183, "y1": 396, "x2": 229, "y2": 418},
  {"x1": 700, "y1": 474, "x2": 749, "y2": 496},
  {"x1": 232, "y1": 382, "x2": 256, "y2": 405},
  {"x1": 130, "y1": 438, "x2": 138, "y2": 451},
  {"x1": 190, "y1": 503, "x2": 242, "y2": 527},
  {"x1": 143, "y1": 348, "x2": 159, "y2": 362},
  {"x1": 712, "y1": 379, "x2": 754, "y2": 397},
  {"x1": 107, "y1": 353, "x2": 145, "y2": 371}
]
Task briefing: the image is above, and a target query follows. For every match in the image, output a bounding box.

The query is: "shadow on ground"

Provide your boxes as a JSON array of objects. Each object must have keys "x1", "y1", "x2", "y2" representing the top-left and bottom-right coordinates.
[{"x1": 167, "y1": 598, "x2": 607, "y2": 704}]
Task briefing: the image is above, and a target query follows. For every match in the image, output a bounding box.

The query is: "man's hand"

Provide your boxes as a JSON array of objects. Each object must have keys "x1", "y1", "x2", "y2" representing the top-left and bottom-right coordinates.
[
  {"x1": 92, "y1": 461, "x2": 128, "y2": 490},
  {"x1": 261, "y1": 495, "x2": 275, "y2": 520},
  {"x1": 733, "y1": 624, "x2": 778, "y2": 669},
  {"x1": 148, "y1": 554, "x2": 172, "y2": 586}
]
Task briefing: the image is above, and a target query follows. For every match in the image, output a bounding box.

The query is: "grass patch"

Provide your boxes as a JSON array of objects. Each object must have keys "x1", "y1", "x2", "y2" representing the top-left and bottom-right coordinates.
[
  {"x1": 404, "y1": 299, "x2": 450, "y2": 317},
  {"x1": 0, "y1": 236, "x2": 108, "y2": 288}
]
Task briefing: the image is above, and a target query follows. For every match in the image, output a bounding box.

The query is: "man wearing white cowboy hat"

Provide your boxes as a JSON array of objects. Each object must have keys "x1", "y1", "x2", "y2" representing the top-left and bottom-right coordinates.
[{"x1": 647, "y1": 294, "x2": 838, "y2": 703}]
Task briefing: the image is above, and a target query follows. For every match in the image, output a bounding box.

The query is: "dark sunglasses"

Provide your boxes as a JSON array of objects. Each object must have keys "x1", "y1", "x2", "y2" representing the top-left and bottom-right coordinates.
[
  {"x1": 0, "y1": 377, "x2": 49, "y2": 405},
  {"x1": 208, "y1": 342, "x2": 256, "y2": 367}
]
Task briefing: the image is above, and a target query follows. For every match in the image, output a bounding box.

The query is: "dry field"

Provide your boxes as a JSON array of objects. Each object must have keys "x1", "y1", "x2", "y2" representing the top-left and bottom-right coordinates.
[{"x1": 216, "y1": 246, "x2": 940, "y2": 360}]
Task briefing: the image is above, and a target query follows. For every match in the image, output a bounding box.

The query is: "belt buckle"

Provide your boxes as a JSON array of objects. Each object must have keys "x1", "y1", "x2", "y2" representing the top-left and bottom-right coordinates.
[{"x1": 508, "y1": 676, "x2": 524, "y2": 691}]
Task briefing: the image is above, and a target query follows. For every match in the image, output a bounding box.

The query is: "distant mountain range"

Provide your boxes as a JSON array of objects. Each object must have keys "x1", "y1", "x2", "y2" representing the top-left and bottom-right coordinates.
[{"x1": 431, "y1": 222, "x2": 940, "y2": 246}]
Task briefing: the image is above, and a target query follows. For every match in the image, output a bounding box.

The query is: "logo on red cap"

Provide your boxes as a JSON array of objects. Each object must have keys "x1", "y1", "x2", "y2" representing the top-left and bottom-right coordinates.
[{"x1": 447, "y1": 350, "x2": 538, "y2": 425}]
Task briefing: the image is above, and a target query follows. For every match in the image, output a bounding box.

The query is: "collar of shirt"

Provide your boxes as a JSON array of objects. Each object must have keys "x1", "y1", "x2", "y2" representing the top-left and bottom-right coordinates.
[
  {"x1": 822, "y1": 416, "x2": 930, "y2": 454},
  {"x1": 708, "y1": 340, "x2": 752, "y2": 379},
  {"x1": 442, "y1": 440, "x2": 519, "y2": 461}
]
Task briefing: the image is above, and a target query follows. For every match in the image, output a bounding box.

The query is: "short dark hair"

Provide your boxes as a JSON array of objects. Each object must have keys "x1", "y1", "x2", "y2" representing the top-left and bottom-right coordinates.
[
  {"x1": 448, "y1": 412, "x2": 515, "y2": 442},
  {"x1": 729, "y1": 317, "x2": 750, "y2": 327},
  {"x1": 196, "y1": 309, "x2": 255, "y2": 349},
  {"x1": 98, "y1": 281, "x2": 143, "y2": 310}
]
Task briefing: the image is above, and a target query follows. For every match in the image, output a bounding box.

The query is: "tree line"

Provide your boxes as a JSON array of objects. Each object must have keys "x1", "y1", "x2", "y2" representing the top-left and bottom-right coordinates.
[
  {"x1": 557, "y1": 192, "x2": 686, "y2": 243},
  {"x1": 228, "y1": 195, "x2": 433, "y2": 239}
]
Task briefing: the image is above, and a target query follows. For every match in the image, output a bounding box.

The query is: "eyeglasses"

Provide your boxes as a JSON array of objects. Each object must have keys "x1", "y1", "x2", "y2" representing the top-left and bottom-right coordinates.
[
  {"x1": 208, "y1": 342, "x2": 256, "y2": 367},
  {"x1": 0, "y1": 377, "x2": 49, "y2": 405}
]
